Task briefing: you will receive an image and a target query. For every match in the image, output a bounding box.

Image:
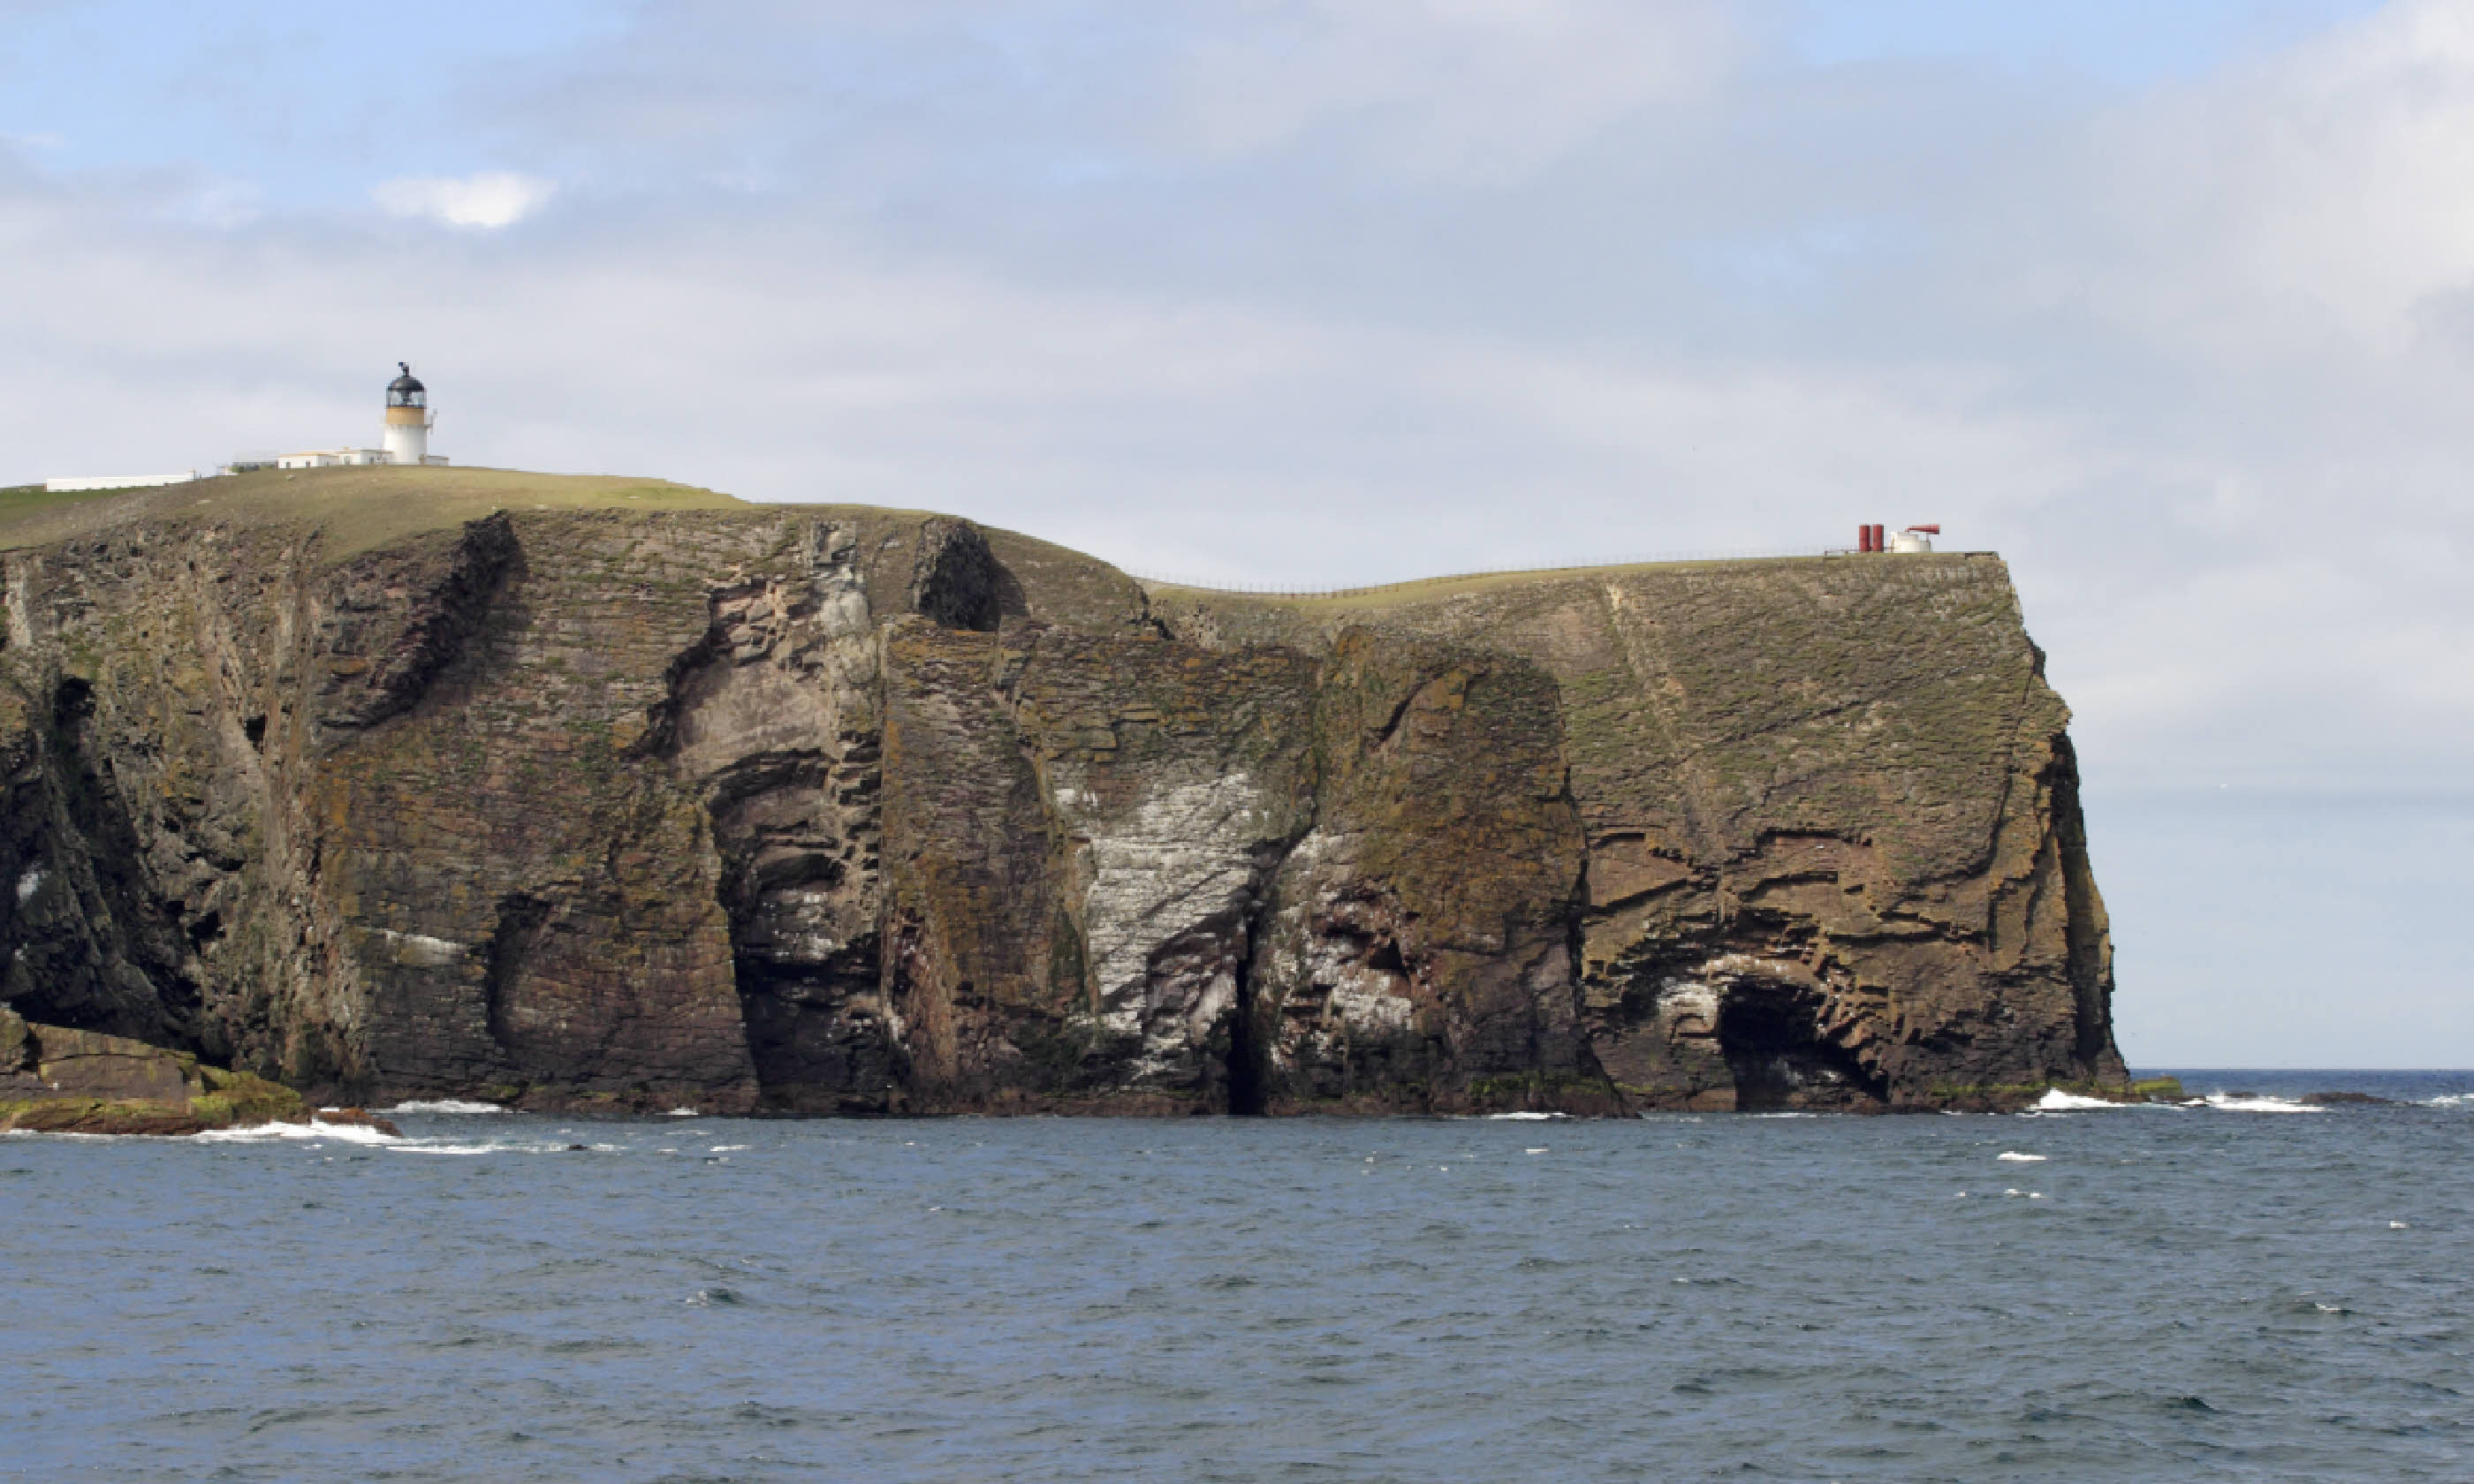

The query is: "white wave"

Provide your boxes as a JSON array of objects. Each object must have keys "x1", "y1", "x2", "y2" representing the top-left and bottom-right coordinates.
[
  {"x1": 1524, "y1": 1147, "x2": 1549, "y2": 1155},
  {"x1": 2031, "y1": 1089, "x2": 2128, "y2": 1111},
  {"x1": 389, "y1": 1140, "x2": 573, "y2": 1156},
  {"x1": 191, "y1": 1119, "x2": 403, "y2": 1146},
  {"x1": 2423, "y1": 1094, "x2": 2472, "y2": 1108},
  {"x1": 386, "y1": 1099, "x2": 504, "y2": 1115},
  {"x1": 2202, "y1": 1093, "x2": 2321, "y2": 1114},
  {"x1": 8, "y1": 1124, "x2": 391, "y2": 1146},
  {"x1": 1749, "y1": 1111, "x2": 1818, "y2": 1118},
  {"x1": 707, "y1": 1144, "x2": 748, "y2": 1153},
  {"x1": 1483, "y1": 1111, "x2": 1565, "y2": 1120},
  {"x1": 664, "y1": 1107, "x2": 700, "y2": 1117},
  {"x1": 1997, "y1": 1151, "x2": 2047, "y2": 1162}
]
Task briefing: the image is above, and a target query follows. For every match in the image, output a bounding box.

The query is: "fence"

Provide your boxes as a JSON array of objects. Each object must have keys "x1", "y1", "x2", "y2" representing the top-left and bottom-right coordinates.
[{"x1": 1126, "y1": 546, "x2": 1840, "y2": 600}]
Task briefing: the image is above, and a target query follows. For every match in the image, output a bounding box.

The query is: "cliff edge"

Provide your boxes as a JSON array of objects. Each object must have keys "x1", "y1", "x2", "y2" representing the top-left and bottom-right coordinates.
[{"x1": 0, "y1": 468, "x2": 2125, "y2": 1114}]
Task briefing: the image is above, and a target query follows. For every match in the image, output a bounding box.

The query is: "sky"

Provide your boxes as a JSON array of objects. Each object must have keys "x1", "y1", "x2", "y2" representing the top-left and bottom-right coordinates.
[{"x1": 2, "y1": 0, "x2": 2463, "y2": 1065}]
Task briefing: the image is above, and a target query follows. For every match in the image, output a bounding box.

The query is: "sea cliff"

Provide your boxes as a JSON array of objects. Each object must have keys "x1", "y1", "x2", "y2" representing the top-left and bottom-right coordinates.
[{"x1": 0, "y1": 468, "x2": 2126, "y2": 1115}]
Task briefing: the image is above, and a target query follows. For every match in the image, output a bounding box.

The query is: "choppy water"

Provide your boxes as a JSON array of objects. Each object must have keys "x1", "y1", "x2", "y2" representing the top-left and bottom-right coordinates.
[{"x1": 5, "y1": 1069, "x2": 2471, "y2": 1483}]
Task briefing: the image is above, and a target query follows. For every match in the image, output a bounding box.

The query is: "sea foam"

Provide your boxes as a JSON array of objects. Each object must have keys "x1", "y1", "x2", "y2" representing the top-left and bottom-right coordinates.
[
  {"x1": 386, "y1": 1099, "x2": 504, "y2": 1115},
  {"x1": 190, "y1": 1119, "x2": 404, "y2": 1147},
  {"x1": 2031, "y1": 1089, "x2": 2130, "y2": 1111},
  {"x1": 2200, "y1": 1093, "x2": 2320, "y2": 1114},
  {"x1": 388, "y1": 1140, "x2": 575, "y2": 1156}
]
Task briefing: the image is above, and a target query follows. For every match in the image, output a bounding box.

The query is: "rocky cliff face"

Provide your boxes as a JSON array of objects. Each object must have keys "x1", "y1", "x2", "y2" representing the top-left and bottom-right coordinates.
[{"x1": 0, "y1": 473, "x2": 2125, "y2": 1113}]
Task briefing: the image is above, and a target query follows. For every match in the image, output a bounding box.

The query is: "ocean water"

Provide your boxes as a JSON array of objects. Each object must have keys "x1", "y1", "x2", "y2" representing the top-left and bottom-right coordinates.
[{"x1": 4, "y1": 1071, "x2": 2470, "y2": 1483}]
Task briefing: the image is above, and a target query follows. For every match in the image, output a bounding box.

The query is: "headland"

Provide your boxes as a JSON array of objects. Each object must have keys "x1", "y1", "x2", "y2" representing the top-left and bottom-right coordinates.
[{"x1": 0, "y1": 466, "x2": 2126, "y2": 1116}]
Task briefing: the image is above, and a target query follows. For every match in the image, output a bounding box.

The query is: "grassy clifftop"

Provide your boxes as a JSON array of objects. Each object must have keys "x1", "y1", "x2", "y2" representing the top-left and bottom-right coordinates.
[
  {"x1": 0, "y1": 468, "x2": 1145, "y2": 626},
  {"x1": 0, "y1": 466, "x2": 753, "y2": 562}
]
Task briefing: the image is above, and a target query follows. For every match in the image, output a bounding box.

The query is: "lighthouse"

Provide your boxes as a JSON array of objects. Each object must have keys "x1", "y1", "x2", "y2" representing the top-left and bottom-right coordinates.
[{"x1": 383, "y1": 363, "x2": 433, "y2": 466}]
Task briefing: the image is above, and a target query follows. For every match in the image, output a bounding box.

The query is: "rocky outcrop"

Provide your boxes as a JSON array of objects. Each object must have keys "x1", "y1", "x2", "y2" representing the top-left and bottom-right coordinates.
[
  {"x1": 1150, "y1": 557, "x2": 2129, "y2": 1110},
  {"x1": 0, "y1": 1004, "x2": 314, "y2": 1134},
  {"x1": 0, "y1": 474, "x2": 2127, "y2": 1114}
]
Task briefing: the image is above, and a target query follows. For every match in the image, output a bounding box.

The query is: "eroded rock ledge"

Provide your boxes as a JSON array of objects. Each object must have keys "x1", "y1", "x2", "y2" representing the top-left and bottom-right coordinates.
[
  {"x1": 0, "y1": 492, "x2": 2127, "y2": 1115},
  {"x1": 0, "y1": 1005, "x2": 359, "y2": 1135}
]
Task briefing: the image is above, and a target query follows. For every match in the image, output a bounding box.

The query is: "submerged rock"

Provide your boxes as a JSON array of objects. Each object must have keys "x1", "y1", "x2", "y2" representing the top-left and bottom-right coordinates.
[
  {"x1": 309, "y1": 1106, "x2": 405, "y2": 1135},
  {"x1": 0, "y1": 470, "x2": 2130, "y2": 1115}
]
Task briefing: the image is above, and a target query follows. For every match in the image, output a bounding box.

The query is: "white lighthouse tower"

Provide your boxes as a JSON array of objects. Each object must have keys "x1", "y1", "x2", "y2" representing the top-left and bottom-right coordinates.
[{"x1": 383, "y1": 363, "x2": 433, "y2": 466}]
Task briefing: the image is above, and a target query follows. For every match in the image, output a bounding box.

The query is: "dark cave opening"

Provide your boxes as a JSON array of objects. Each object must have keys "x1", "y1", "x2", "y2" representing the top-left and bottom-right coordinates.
[
  {"x1": 51, "y1": 675, "x2": 93, "y2": 731},
  {"x1": 732, "y1": 950, "x2": 898, "y2": 1115},
  {"x1": 1717, "y1": 980, "x2": 1886, "y2": 1111},
  {"x1": 185, "y1": 910, "x2": 224, "y2": 952},
  {"x1": 482, "y1": 893, "x2": 551, "y2": 1051},
  {"x1": 1225, "y1": 958, "x2": 1268, "y2": 1117}
]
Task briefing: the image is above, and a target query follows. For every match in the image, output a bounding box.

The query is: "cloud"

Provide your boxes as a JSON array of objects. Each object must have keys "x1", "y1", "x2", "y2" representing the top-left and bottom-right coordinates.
[
  {"x1": 369, "y1": 170, "x2": 556, "y2": 229},
  {"x1": 1155, "y1": 0, "x2": 1749, "y2": 181}
]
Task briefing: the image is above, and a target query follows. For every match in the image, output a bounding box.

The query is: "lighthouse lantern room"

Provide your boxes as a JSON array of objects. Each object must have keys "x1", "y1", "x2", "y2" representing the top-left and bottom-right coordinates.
[{"x1": 383, "y1": 363, "x2": 436, "y2": 466}]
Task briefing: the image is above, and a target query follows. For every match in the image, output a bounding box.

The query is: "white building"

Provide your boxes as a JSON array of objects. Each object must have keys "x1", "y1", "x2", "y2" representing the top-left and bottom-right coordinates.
[
  {"x1": 275, "y1": 364, "x2": 450, "y2": 471},
  {"x1": 42, "y1": 471, "x2": 201, "y2": 493},
  {"x1": 276, "y1": 448, "x2": 393, "y2": 470},
  {"x1": 48, "y1": 365, "x2": 452, "y2": 489}
]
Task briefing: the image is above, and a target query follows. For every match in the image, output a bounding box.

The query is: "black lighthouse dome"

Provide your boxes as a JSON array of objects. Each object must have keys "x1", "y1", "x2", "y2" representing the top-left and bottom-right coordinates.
[{"x1": 386, "y1": 362, "x2": 427, "y2": 408}]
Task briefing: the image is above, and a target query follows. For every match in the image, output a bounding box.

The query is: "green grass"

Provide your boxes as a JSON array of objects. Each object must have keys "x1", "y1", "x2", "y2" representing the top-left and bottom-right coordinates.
[
  {"x1": 0, "y1": 466, "x2": 759, "y2": 561},
  {"x1": 0, "y1": 481, "x2": 137, "y2": 525},
  {"x1": 1141, "y1": 550, "x2": 1987, "y2": 616}
]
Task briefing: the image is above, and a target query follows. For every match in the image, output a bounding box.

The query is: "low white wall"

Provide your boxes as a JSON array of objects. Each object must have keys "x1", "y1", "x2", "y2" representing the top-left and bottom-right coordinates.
[{"x1": 42, "y1": 472, "x2": 198, "y2": 493}]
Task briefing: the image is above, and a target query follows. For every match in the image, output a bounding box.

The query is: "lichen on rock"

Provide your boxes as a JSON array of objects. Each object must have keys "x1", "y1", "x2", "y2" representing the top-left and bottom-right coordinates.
[{"x1": 0, "y1": 1004, "x2": 313, "y2": 1134}]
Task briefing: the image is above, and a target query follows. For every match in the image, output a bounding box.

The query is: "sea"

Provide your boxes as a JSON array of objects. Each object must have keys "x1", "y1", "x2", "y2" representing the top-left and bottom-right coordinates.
[{"x1": 4, "y1": 1069, "x2": 2470, "y2": 1483}]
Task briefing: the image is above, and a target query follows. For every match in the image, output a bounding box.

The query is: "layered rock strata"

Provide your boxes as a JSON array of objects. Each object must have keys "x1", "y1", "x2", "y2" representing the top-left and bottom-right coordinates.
[
  {"x1": 0, "y1": 1004, "x2": 312, "y2": 1134},
  {"x1": 0, "y1": 475, "x2": 2126, "y2": 1113}
]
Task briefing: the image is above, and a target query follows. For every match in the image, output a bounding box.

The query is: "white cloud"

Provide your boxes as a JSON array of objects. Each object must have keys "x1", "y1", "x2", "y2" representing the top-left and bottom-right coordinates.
[
  {"x1": 2027, "y1": 0, "x2": 2474, "y2": 357},
  {"x1": 1158, "y1": 0, "x2": 1748, "y2": 181},
  {"x1": 369, "y1": 170, "x2": 556, "y2": 229}
]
